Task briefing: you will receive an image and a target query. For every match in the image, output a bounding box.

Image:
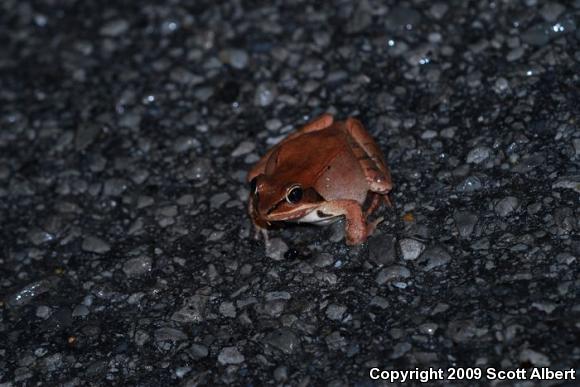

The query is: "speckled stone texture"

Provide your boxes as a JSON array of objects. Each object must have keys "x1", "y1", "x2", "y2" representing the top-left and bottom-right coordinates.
[{"x1": 1, "y1": 0, "x2": 579, "y2": 386}]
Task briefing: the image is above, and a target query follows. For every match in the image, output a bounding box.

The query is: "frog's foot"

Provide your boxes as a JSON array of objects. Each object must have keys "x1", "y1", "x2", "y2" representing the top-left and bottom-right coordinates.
[
  {"x1": 384, "y1": 194, "x2": 394, "y2": 208},
  {"x1": 260, "y1": 228, "x2": 270, "y2": 246},
  {"x1": 299, "y1": 113, "x2": 334, "y2": 133},
  {"x1": 254, "y1": 226, "x2": 268, "y2": 241},
  {"x1": 367, "y1": 216, "x2": 384, "y2": 236},
  {"x1": 248, "y1": 198, "x2": 271, "y2": 244},
  {"x1": 318, "y1": 199, "x2": 378, "y2": 245},
  {"x1": 363, "y1": 194, "x2": 385, "y2": 237},
  {"x1": 364, "y1": 193, "x2": 384, "y2": 218},
  {"x1": 363, "y1": 194, "x2": 387, "y2": 239},
  {"x1": 250, "y1": 224, "x2": 270, "y2": 246}
]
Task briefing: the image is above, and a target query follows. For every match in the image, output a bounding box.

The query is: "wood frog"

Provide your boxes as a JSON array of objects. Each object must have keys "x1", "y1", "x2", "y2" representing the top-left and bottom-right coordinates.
[{"x1": 247, "y1": 114, "x2": 393, "y2": 245}]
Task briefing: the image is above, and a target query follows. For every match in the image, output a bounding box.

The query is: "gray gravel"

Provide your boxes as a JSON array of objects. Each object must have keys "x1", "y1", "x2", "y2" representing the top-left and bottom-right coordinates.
[{"x1": 1, "y1": 0, "x2": 579, "y2": 385}]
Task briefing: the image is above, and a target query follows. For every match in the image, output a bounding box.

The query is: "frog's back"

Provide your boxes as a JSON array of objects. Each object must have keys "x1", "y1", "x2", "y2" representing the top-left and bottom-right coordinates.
[
  {"x1": 274, "y1": 128, "x2": 368, "y2": 204},
  {"x1": 269, "y1": 128, "x2": 344, "y2": 178},
  {"x1": 314, "y1": 130, "x2": 368, "y2": 204}
]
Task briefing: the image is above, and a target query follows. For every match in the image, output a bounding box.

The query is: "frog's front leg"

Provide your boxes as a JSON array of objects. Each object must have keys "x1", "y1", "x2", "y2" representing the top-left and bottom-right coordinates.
[
  {"x1": 247, "y1": 195, "x2": 270, "y2": 244},
  {"x1": 317, "y1": 199, "x2": 380, "y2": 245}
]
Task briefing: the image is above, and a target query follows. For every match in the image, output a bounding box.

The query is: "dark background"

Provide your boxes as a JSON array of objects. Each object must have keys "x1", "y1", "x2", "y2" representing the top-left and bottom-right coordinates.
[{"x1": 1, "y1": 0, "x2": 579, "y2": 385}]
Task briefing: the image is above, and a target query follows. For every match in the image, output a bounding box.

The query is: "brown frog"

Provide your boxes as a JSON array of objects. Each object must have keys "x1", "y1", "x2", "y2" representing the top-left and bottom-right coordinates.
[{"x1": 247, "y1": 114, "x2": 393, "y2": 245}]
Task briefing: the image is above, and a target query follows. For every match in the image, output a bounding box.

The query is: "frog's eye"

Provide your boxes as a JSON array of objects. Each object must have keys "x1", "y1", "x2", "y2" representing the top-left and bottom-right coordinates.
[
  {"x1": 250, "y1": 177, "x2": 258, "y2": 195},
  {"x1": 286, "y1": 185, "x2": 303, "y2": 204}
]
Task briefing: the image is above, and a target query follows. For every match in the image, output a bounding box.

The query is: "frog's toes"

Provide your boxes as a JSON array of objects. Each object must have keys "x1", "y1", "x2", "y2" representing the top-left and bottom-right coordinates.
[{"x1": 367, "y1": 216, "x2": 384, "y2": 236}]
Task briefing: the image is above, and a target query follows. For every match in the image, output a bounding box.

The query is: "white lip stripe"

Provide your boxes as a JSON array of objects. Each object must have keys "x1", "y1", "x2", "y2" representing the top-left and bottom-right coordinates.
[{"x1": 291, "y1": 210, "x2": 341, "y2": 225}]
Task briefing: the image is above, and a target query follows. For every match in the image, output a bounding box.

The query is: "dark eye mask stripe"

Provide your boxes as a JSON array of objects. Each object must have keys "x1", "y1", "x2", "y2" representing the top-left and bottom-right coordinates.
[
  {"x1": 267, "y1": 199, "x2": 284, "y2": 215},
  {"x1": 266, "y1": 187, "x2": 325, "y2": 215}
]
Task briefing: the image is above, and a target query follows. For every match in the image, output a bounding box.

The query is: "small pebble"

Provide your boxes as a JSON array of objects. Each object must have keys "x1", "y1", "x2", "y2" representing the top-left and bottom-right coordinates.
[
  {"x1": 100, "y1": 19, "x2": 129, "y2": 36},
  {"x1": 220, "y1": 48, "x2": 249, "y2": 69},
  {"x1": 231, "y1": 141, "x2": 255, "y2": 157},
  {"x1": 36, "y1": 305, "x2": 51, "y2": 319},
  {"x1": 218, "y1": 347, "x2": 245, "y2": 365},
  {"x1": 466, "y1": 147, "x2": 492, "y2": 164},
  {"x1": 376, "y1": 265, "x2": 411, "y2": 285},
  {"x1": 420, "y1": 247, "x2": 452, "y2": 271},
  {"x1": 266, "y1": 238, "x2": 288, "y2": 261},
  {"x1": 72, "y1": 304, "x2": 90, "y2": 317},
  {"x1": 264, "y1": 328, "x2": 300, "y2": 355},
  {"x1": 399, "y1": 238, "x2": 425, "y2": 260},
  {"x1": 368, "y1": 234, "x2": 397, "y2": 266},
  {"x1": 326, "y1": 304, "x2": 347, "y2": 321},
  {"x1": 519, "y1": 349, "x2": 551, "y2": 367},
  {"x1": 454, "y1": 211, "x2": 478, "y2": 238},
  {"x1": 81, "y1": 236, "x2": 111, "y2": 254},
  {"x1": 123, "y1": 257, "x2": 152, "y2": 277},
  {"x1": 495, "y1": 196, "x2": 520, "y2": 217},
  {"x1": 254, "y1": 83, "x2": 277, "y2": 107}
]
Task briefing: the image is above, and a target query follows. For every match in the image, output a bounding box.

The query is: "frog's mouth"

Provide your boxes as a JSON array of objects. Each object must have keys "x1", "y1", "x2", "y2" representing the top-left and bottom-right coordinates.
[
  {"x1": 265, "y1": 202, "x2": 320, "y2": 222},
  {"x1": 266, "y1": 204, "x2": 341, "y2": 226}
]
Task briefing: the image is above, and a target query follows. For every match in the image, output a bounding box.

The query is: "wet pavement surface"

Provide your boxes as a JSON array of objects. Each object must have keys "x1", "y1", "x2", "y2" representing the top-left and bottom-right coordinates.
[{"x1": 1, "y1": 0, "x2": 579, "y2": 385}]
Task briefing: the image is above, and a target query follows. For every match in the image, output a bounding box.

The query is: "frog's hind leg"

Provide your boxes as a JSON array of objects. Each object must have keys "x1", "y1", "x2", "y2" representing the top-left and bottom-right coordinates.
[
  {"x1": 281, "y1": 113, "x2": 334, "y2": 143},
  {"x1": 298, "y1": 113, "x2": 334, "y2": 134},
  {"x1": 344, "y1": 118, "x2": 392, "y2": 195}
]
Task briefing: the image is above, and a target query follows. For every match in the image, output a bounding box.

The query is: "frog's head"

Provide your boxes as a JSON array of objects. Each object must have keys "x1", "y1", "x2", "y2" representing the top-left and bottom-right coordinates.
[{"x1": 249, "y1": 174, "x2": 324, "y2": 223}]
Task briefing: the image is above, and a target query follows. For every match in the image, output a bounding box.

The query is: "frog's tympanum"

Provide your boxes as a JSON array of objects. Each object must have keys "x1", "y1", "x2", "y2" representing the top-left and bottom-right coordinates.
[{"x1": 247, "y1": 114, "x2": 393, "y2": 245}]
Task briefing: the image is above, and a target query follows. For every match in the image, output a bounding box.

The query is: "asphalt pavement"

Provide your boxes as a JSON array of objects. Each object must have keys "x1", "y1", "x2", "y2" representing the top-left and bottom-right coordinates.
[{"x1": 1, "y1": 0, "x2": 579, "y2": 385}]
